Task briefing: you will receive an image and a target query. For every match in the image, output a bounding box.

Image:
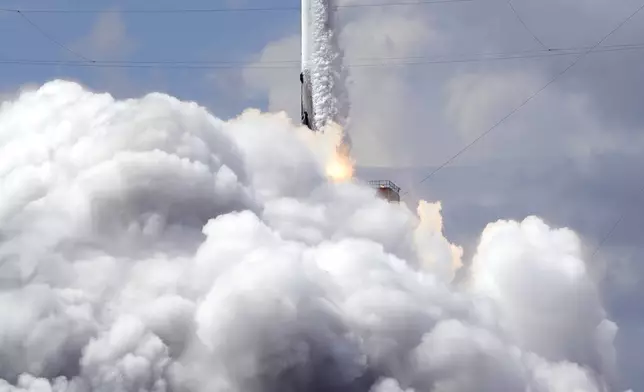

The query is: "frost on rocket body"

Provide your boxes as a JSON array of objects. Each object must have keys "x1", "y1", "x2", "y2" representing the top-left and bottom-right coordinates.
[
  {"x1": 0, "y1": 80, "x2": 625, "y2": 392},
  {"x1": 310, "y1": 0, "x2": 350, "y2": 138}
]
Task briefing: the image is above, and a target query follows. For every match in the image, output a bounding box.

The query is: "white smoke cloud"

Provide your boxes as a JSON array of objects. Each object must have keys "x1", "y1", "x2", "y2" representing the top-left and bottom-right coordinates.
[{"x1": 0, "y1": 80, "x2": 627, "y2": 392}]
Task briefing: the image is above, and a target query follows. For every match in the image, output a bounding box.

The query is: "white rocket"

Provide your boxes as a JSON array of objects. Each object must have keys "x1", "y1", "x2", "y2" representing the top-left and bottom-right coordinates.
[
  {"x1": 301, "y1": 0, "x2": 342, "y2": 132},
  {"x1": 300, "y1": 0, "x2": 316, "y2": 130}
]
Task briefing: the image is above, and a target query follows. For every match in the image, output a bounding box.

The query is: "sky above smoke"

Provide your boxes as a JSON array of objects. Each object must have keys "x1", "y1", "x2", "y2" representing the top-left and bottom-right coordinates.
[
  {"x1": 0, "y1": 80, "x2": 629, "y2": 392},
  {"x1": 1, "y1": 0, "x2": 644, "y2": 390}
]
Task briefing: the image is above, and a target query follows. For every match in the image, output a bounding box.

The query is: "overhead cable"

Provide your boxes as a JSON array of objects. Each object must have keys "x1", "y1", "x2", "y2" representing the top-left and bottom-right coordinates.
[
  {"x1": 11, "y1": 10, "x2": 93, "y2": 62},
  {"x1": 402, "y1": 1, "x2": 644, "y2": 195},
  {"x1": 0, "y1": 0, "x2": 475, "y2": 14},
  {"x1": 589, "y1": 182, "x2": 644, "y2": 258},
  {"x1": 1, "y1": 42, "x2": 643, "y2": 69},
  {"x1": 506, "y1": 0, "x2": 549, "y2": 50}
]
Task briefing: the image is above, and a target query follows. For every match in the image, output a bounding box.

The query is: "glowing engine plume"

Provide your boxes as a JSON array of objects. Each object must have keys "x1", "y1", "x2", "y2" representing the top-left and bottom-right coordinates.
[{"x1": 326, "y1": 142, "x2": 354, "y2": 182}]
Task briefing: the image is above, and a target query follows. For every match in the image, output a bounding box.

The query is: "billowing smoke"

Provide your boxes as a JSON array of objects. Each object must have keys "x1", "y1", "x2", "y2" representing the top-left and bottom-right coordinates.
[
  {"x1": 0, "y1": 80, "x2": 628, "y2": 392},
  {"x1": 310, "y1": 0, "x2": 350, "y2": 143}
]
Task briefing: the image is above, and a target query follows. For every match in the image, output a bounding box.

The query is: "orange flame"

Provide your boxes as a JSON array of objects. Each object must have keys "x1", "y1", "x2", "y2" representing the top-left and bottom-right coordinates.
[{"x1": 326, "y1": 142, "x2": 354, "y2": 182}]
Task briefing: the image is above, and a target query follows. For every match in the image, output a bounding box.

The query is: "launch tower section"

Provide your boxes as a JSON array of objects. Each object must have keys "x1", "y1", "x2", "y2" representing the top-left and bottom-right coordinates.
[{"x1": 369, "y1": 180, "x2": 401, "y2": 203}]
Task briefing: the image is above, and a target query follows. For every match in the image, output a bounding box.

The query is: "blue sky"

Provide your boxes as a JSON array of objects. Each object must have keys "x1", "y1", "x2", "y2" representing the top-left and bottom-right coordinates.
[{"x1": 0, "y1": 0, "x2": 301, "y2": 117}]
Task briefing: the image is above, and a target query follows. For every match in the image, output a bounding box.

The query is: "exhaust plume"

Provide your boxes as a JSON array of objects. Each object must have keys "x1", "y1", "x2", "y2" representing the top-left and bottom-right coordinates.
[{"x1": 0, "y1": 80, "x2": 629, "y2": 392}]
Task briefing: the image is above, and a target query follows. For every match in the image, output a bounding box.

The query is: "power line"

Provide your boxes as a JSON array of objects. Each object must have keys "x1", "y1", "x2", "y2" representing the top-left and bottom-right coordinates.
[
  {"x1": 11, "y1": 10, "x2": 93, "y2": 62},
  {"x1": 1, "y1": 42, "x2": 643, "y2": 70},
  {"x1": 0, "y1": 0, "x2": 475, "y2": 14},
  {"x1": 589, "y1": 183, "x2": 644, "y2": 258},
  {"x1": 402, "y1": 1, "x2": 644, "y2": 196},
  {"x1": 352, "y1": 42, "x2": 644, "y2": 64},
  {"x1": 591, "y1": 212, "x2": 629, "y2": 258},
  {"x1": 506, "y1": 0, "x2": 548, "y2": 50},
  {"x1": 347, "y1": 43, "x2": 644, "y2": 67},
  {"x1": 0, "y1": 0, "x2": 480, "y2": 66}
]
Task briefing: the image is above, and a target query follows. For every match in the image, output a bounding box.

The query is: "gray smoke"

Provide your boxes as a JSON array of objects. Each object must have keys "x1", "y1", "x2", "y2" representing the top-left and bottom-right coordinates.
[{"x1": 0, "y1": 80, "x2": 629, "y2": 392}]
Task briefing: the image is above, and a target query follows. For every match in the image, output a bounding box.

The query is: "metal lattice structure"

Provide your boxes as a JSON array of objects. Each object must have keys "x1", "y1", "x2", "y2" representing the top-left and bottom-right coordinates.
[{"x1": 368, "y1": 180, "x2": 401, "y2": 203}]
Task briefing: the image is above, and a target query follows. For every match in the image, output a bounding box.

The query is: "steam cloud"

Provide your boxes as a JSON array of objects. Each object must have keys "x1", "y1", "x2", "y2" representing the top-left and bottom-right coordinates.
[
  {"x1": 0, "y1": 80, "x2": 627, "y2": 392},
  {"x1": 310, "y1": 0, "x2": 350, "y2": 139}
]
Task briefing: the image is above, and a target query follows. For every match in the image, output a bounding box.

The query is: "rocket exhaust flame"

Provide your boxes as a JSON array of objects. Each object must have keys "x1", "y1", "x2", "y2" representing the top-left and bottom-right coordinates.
[
  {"x1": 308, "y1": 120, "x2": 354, "y2": 182},
  {"x1": 325, "y1": 141, "x2": 354, "y2": 182}
]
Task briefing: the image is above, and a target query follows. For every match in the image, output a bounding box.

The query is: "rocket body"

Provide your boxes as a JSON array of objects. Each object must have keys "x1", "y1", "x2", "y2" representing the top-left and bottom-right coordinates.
[
  {"x1": 301, "y1": 0, "x2": 340, "y2": 132},
  {"x1": 301, "y1": 0, "x2": 311, "y2": 71},
  {"x1": 300, "y1": 0, "x2": 315, "y2": 130}
]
